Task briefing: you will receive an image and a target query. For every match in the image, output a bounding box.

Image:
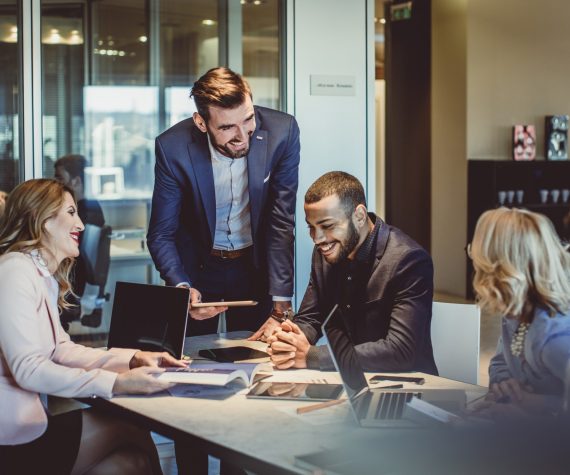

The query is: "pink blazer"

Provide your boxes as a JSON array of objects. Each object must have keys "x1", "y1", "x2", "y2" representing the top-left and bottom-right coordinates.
[{"x1": 0, "y1": 252, "x2": 136, "y2": 445}]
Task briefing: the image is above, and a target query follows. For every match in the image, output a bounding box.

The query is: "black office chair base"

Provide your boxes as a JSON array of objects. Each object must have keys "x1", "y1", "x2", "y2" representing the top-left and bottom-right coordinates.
[{"x1": 81, "y1": 309, "x2": 103, "y2": 328}]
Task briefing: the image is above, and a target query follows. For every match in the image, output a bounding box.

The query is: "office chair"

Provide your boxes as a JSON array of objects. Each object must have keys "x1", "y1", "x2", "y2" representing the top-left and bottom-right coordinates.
[
  {"x1": 78, "y1": 224, "x2": 112, "y2": 327},
  {"x1": 431, "y1": 302, "x2": 481, "y2": 385}
]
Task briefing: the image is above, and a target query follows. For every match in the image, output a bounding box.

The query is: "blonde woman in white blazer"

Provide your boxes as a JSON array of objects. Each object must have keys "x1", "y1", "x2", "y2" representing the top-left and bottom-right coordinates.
[{"x1": 0, "y1": 179, "x2": 185, "y2": 475}]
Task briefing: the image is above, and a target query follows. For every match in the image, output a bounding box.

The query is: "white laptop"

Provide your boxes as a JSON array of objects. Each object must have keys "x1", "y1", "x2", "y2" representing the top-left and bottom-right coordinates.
[{"x1": 322, "y1": 304, "x2": 466, "y2": 428}]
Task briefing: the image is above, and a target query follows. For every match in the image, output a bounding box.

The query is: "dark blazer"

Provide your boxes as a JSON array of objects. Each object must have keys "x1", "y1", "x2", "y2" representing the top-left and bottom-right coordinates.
[
  {"x1": 295, "y1": 216, "x2": 438, "y2": 375},
  {"x1": 147, "y1": 106, "x2": 300, "y2": 297}
]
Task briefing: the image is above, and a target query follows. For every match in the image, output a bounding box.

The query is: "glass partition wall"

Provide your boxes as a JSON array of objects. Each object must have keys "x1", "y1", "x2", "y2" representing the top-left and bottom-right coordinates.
[
  {"x1": 0, "y1": 0, "x2": 283, "y2": 342},
  {"x1": 0, "y1": 0, "x2": 19, "y2": 193}
]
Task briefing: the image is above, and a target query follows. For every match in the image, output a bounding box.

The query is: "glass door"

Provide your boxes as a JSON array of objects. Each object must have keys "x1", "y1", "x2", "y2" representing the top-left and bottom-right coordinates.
[{"x1": 0, "y1": 1, "x2": 20, "y2": 196}]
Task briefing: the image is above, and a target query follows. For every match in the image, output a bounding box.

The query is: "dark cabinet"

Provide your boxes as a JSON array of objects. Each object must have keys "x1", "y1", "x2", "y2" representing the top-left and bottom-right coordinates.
[{"x1": 467, "y1": 160, "x2": 570, "y2": 297}]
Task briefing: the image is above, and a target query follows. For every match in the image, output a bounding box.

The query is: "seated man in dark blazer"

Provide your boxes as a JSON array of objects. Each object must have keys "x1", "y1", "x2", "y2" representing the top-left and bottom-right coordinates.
[{"x1": 268, "y1": 171, "x2": 438, "y2": 374}]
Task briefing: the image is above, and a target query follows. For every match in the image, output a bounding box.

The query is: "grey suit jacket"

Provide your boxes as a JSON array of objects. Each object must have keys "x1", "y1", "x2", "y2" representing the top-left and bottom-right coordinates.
[{"x1": 295, "y1": 216, "x2": 438, "y2": 374}]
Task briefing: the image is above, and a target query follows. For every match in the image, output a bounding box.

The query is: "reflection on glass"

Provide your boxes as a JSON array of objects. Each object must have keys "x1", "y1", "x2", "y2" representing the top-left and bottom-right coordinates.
[
  {"x1": 37, "y1": 0, "x2": 282, "y2": 341},
  {"x1": 41, "y1": 3, "x2": 84, "y2": 172},
  {"x1": 83, "y1": 86, "x2": 157, "y2": 198},
  {"x1": 160, "y1": 0, "x2": 219, "y2": 88},
  {"x1": 165, "y1": 87, "x2": 197, "y2": 129},
  {"x1": 242, "y1": 0, "x2": 280, "y2": 109},
  {"x1": 91, "y1": 0, "x2": 148, "y2": 86},
  {"x1": 0, "y1": 3, "x2": 20, "y2": 194}
]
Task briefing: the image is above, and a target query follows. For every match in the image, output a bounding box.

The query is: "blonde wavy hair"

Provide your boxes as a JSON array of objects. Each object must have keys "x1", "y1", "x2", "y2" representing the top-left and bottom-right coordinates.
[
  {"x1": 0, "y1": 179, "x2": 77, "y2": 310},
  {"x1": 471, "y1": 207, "x2": 570, "y2": 323}
]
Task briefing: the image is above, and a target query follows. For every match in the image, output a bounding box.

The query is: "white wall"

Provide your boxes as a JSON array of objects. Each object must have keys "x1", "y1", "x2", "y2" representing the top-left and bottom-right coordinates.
[
  {"x1": 467, "y1": 0, "x2": 570, "y2": 160},
  {"x1": 431, "y1": 0, "x2": 467, "y2": 297},
  {"x1": 289, "y1": 0, "x2": 375, "y2": 305}
]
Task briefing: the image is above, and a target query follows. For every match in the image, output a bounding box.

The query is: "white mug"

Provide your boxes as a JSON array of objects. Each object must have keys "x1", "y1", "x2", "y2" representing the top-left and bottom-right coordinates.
[
  {"x1": 498, "y1": 191, "x2": 507, "y2": 206},
  {"x1": 507, "y1": 190, "x2": 515, "y2": 205}
]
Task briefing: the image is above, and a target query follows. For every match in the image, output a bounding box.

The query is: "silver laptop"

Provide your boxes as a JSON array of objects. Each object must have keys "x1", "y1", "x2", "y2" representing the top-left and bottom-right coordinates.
[{"x1": 322, "y1": 304, "x2": 466, "y2": 428}]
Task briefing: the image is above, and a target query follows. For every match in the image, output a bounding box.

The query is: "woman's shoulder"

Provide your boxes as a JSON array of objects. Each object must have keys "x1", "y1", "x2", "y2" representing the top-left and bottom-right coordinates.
[
  {"x1": 531, "y1": 307, "x2": 570, "y2": 339},
  {"x1": 0, "y1": 251, "x2": 36, "y2": 274}
]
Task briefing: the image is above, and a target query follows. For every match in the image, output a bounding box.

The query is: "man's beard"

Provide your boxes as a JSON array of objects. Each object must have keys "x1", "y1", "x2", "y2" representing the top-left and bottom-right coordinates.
[
  {"x1": 214, "y1": 138, "x2": 250, "y2": 159},
  {"x1": 325, "y1": 220, "x2": 361, "y2": 264}
]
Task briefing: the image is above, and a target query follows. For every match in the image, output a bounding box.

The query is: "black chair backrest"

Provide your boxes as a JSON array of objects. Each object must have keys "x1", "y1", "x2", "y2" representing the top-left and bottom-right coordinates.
[{"x1": 80, "y1": 224, "x2": 111, "y2": 287}]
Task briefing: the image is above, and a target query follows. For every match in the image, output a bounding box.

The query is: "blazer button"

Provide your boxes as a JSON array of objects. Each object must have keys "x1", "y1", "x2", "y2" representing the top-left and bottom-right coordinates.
[{"x1": 346, "y1": 304, "x2": 351, "y2": 310}]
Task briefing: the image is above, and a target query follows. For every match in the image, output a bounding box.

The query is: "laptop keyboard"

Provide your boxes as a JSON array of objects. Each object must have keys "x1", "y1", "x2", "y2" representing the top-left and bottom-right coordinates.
[{"x1": 373, "y1": 391, "x2": 422, "y2": 420}]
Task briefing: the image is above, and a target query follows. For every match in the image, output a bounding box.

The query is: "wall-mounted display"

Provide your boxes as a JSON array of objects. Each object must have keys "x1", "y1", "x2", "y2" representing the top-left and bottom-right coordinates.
[
  {"x1": 512, "y1": 125, "x2": 536, "y2": 161},
  {"x1": 545, "y1": 115, "x2": 568, "y2": 160}
]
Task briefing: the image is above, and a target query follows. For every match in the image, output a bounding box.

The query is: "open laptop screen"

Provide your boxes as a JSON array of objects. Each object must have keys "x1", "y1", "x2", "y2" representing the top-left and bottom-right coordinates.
[
  {"x1": 322, "y1": 304, "x2": 369, "y2": 401},
  {"x1": 107, "y1": 281, "x2": 189, "y2": 358}
]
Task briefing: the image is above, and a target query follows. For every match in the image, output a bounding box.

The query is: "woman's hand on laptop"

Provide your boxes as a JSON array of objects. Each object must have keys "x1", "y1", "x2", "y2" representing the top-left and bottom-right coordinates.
[
  {"x1": 129, "y1": 351, "x2": 187, "y2": 369},
  {"x1": 267, "y1": 321, "x2": 311, "y2": 370}
]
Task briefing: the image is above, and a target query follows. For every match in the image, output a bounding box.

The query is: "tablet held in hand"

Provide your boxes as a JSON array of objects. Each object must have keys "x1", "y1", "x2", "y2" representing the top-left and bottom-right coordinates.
[{"x1": 191, "y1": 300, "x2": 258, "y2": 308}]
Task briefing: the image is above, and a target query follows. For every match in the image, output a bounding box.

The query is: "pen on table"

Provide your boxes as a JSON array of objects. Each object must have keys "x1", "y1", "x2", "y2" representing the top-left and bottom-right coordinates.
[{"x1": 296, "y1": 398, "x2": 347, "y2": 414}]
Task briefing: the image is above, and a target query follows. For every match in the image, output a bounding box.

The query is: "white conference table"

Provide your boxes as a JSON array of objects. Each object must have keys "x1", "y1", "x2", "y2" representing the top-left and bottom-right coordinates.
[{"x1": 82, "y1": 332, "x2": 486, "y2": 475}]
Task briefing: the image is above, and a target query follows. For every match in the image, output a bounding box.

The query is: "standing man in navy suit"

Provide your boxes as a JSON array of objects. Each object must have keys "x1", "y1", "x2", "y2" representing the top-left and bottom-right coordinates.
[{"x1": 147, "y1": 67, "x2": 300, "y2": 343}]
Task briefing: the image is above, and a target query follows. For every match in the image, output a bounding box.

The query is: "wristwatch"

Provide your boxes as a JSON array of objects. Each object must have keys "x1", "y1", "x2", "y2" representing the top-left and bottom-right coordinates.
[{"x1": 269, "y1": 307, "x2": 294, "y2": 323}]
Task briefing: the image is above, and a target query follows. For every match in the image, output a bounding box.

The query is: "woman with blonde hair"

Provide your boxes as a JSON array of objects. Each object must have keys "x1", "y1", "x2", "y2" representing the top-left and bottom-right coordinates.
[
  {"x1": 470, "y1": 207, "x2": 570, "y2": 414},
  {"x1": 0, "y1": 179, "x2": 184, "y2": 474}
]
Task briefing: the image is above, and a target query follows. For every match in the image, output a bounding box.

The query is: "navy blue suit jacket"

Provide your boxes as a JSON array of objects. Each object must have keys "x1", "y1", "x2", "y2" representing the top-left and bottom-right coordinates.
[{"x1": 147, "y1": 106, "x2": 300, "y2": 297}]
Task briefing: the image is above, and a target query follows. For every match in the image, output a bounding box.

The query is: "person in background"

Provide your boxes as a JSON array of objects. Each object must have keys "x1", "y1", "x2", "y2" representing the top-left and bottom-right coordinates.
[
  {"x1": 54, "y1": 155, "x2": 104, "y2": 228},
  {"x1": 0, "y1": 189, "x2": 7, "y2": 218},
  {"x1": 54, "y1": 154, "x2": 105, "y2": 329},
  {"x1": 268, "y1": 171, "x2": 437, "y2": 374},
  {"x1": 0, "y1": 179, "x2": 185, "y2": 475},
  {"x1": 470, "y1": 207, "x2": 570, "y2": 419}
]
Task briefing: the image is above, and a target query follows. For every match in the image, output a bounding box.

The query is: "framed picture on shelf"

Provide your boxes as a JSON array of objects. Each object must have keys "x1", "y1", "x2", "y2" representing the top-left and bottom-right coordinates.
[
  {"x1": 545, "y1": 115, "x2": 568, "y2": 160},
  {"x1": 512, "y1": 125, "x2": 536, "y2": 161}
]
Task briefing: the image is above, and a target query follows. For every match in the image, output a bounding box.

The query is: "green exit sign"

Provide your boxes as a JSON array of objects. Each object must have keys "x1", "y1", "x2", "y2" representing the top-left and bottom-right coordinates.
[{"x1": 391, "y1": 1, "x2": 413, "y2": 22}]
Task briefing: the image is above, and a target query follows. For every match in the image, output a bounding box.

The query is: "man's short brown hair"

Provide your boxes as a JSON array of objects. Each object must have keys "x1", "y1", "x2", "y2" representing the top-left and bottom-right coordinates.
[
  {"x1": 305, "y1": 171, "x2": 367, "y2": 217},
  {"x1": 54, "y1": 154, "x2": 87, "y2": 183},
  {"x1": 190, "y1": 67, "x2": 252, "y2": 121}
]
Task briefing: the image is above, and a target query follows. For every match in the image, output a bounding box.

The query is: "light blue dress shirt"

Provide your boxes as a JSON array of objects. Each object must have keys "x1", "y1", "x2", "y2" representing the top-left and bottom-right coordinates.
[{"x1": 208, "y1": 137, "x2": 253, "y2": 251}]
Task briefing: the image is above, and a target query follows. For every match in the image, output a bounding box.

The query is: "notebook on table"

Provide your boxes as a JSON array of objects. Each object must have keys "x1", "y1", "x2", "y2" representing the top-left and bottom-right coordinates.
[{"x1": 322, "y1": 304, "x2": 466, "y2": 428}]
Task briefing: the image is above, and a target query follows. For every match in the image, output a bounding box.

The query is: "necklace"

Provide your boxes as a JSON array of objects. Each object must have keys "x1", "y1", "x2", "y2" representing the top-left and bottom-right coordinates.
[{"x1": 510, "y1": 322, "x2": 530, "y2": 357}]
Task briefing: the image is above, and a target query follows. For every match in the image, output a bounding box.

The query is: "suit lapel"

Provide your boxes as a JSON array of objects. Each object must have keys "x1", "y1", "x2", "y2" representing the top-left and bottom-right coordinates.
[
  {"x1": 188, "y1": 132, "x2": 216, "y2": 242},
  {"x1": 247, "y1": 128, "x2": 268, "y2": 238}
]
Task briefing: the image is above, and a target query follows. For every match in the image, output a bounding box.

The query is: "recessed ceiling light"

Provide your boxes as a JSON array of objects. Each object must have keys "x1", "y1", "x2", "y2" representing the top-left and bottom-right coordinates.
[
  {"x1": 202, "y1": 19, "x2": 217, "y2": 26},
  {"x1": 380, "y1": 18, "x2": 386, "y2": 24},
  {"x1": 138, "y1": 35, "x2": 148, "y2": 43}
]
